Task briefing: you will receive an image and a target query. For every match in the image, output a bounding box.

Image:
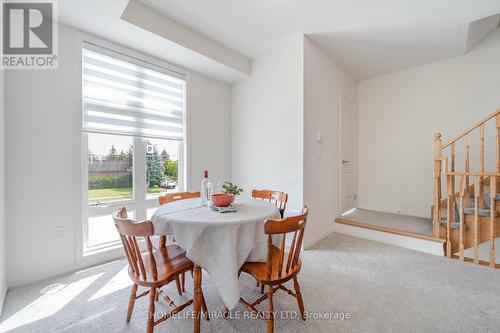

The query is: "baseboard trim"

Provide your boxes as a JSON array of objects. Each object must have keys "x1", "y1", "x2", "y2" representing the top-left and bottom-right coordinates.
[
  {"x1": 303, "y1": 227, "x2": 335, "y2": 250},
  {"x1": 0, "y1": 285, "x2": 7, "y2": 316},
  {"x1": 333, "y1": 222, "x2": 444, "y2": 256}
]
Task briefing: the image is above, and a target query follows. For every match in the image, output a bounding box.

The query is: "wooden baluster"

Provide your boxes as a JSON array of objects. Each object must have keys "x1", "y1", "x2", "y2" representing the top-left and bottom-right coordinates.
[
  {"x1": 446, "y1": 174, "x2": 452, "y2": 257},
  {"x1": 434, "y1": 133, "x2": 442, "y2": 238},
  {"x1": 479, "y1": 125, "x2": 485, "y2": 208},
  {"x1": 489, "y1": 176, "x2": 496, "y2": 268},
  {"x1": 450, "y1": 143, "x2": 456, "y2": 222},
  {"x1": 450, "y1": 143, "x2": 456, "y2": 183},
  {"x1": 479, "y1": 125, "x2": 485, "y2": 170},
  {"x1": 459, "y1": 175, "x2": 465, "y2": 261},
  {"x1": 496, "y1": 114, "x2": 500, "y2": 173},
  {"x1": 494, "y1": 110, "x2": 500, "y2": 267},
  {"x1": 465, "y1": 135, "x2": 471, "y2": 186},
  {"x1": 474, "y1": 177, "x2": 480, "y2": 264},
  {"x1": 464, "y1": 135, "x2": 471, "y2": 207}
]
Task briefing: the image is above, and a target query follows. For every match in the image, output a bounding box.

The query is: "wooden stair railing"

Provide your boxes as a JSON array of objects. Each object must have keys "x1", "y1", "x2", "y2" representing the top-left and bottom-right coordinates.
[{"x1": 434, "y1": 109, "x2": 500, "y2": 268}]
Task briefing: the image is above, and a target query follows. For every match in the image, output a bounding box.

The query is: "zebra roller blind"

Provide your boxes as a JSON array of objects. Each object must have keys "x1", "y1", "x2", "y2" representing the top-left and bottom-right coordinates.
[{"x1": 82, "y1": 42, "x2": 186, "y2": 140}]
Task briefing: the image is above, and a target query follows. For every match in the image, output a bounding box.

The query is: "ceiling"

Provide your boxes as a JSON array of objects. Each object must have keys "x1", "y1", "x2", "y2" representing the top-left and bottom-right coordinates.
[
  {"x1": 139, "y1": 0, "x2": 500, "y2": 80},
  {"x1": 58, "y1": 0, "x2": 248, "y2": 83},
  {"x1": 58, "y1": 0, "x2": 500, "y2": 82}
]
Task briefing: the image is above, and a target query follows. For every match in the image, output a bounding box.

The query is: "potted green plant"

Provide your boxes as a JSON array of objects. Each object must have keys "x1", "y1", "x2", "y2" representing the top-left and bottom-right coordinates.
[{"x1": 221, "y1": 181, "x2": 243, "y2": 196}]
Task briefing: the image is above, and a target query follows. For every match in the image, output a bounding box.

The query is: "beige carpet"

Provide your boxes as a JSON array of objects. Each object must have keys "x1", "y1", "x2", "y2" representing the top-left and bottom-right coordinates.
[{"x1": 1, "y1": 233, "x2": 499, "y2": 332}]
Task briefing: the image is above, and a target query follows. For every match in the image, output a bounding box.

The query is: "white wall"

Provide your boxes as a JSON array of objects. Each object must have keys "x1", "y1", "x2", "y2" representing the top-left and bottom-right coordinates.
[
  {"x1": 231, "y1": 35, "x2": 356, "y2": 247},
  {"x1": 188, "y1": 71, "x2": 231, "y2": 190},
  {"x1": 303, "y1": 37, "x2": 356, "y2": 247},
  {"x1": 357, "y1": 27, "x2": 500, "y2": 218},
  {"x1": 5, "y1": 23, "x2": 231, "y2": 286},
  {"x1": 0, "y1": 68, "x2": 6, "y2": 313},
  {"x1": 231, "y1": 35, "x2": 304, "y2": 211}
]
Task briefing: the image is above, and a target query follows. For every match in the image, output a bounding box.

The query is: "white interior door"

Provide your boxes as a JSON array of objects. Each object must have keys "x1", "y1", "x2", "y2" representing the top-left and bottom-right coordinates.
[{"x1": 340, "y1": 96, "x2": 357, "y2": 213}]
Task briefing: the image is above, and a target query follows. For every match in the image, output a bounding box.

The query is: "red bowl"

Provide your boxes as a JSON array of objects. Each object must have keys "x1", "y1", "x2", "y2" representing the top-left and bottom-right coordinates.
[{"x1": 211, "y1": 193, "x2": 234, "y2": 207}]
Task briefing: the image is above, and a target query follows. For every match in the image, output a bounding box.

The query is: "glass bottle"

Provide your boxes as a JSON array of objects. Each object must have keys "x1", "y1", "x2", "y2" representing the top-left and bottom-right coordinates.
[{"x1": 201, "y1": 170, "x2": 212, "y2": 206}]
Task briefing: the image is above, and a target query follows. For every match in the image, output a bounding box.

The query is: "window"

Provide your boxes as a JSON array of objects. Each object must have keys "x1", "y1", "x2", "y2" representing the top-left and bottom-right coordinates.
[
  {"x1": 88, "y1": 133, "x2": 134, "y2": 204},
  {"x1": 87, "y1": 211, "x2": 135, "y2": 249},
  {"x1": 82, "y1": 42, "x2": 186, "y2": 253},
  {"x1": 145, "y1": 138, "x2": 181, "y2": 199}
]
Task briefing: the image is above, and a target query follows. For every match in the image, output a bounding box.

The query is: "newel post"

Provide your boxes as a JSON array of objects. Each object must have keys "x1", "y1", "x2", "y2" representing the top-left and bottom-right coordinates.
[
  {"x1": 433, "y1": 133, "x2": 442, "y2": 238},
  {"x1": 496, "y1": 114, "x2": 500, "y2": 173}
]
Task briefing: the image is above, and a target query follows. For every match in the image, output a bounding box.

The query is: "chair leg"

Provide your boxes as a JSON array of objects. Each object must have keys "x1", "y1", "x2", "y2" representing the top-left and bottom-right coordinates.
[
  {"x1": 175, "y1": 276, "x2": 182, "y2": 295},
  {"x1": 193, "y1": 265, "x2": 202, "y2": 333},
  {"x1": 201, "y1": 291, "x2": 210, "y2": 321},
  {"x1": 293, "y1": 277, "x2": 305, "y2": 321},
  {"x1": 147, "y1": 287, "x2": 156, "y2": 333},
  {"x1": 260, "y1": 284, "x2": 265, "y2": 294},
  {"x1": 159, "y1": 235, "x2": 166, "y2": 249},
  {"x1": 126, "y1": 283, "x2": 138, "y2": 322},
  {"x1": 181, "y1": 272, "x2": 186, "y2": 292},
  {"x1": 267, "y1": 285, "x2": 274, "y2": 333}
]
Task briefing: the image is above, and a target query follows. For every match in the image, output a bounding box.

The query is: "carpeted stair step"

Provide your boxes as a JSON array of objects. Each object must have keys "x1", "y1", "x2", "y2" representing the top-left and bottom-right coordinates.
[
  {"x1": 439, "y1": 210, "x2": 462, "y2": 229},
  {"x1": 439, "y1": 220, "x2": 462, "y2": 229},
  {"x1": 438, "y1": 207, "x2": 467, "y2": 229},
  {"x1": 463, "y1": 208, "x2": 496, "y2": 217},
  {"x1": 438, "y1": 207, "x2": 459, "y2": 229}
]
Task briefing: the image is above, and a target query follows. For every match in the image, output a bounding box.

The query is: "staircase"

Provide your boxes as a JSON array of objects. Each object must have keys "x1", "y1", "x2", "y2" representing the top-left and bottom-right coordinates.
[{"x1": 433, "y1": 109, "x2": 500, "y2": 268}]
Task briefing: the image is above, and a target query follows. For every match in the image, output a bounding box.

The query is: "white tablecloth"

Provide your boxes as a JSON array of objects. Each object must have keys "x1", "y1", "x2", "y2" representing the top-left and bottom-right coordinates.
[{"x1": 151, "y1": 197, "x2": 280, "y2": 309}]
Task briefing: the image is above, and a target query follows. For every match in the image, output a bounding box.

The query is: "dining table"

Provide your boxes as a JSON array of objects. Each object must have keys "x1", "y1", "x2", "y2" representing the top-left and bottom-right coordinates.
[{"x1": 151, "y1": 196, "x2": 281, "y2": 332}]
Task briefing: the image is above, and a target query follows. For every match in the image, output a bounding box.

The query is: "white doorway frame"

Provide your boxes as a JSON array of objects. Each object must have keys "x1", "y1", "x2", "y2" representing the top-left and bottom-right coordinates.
[{"x1": 339, "y1": 94, "x2": 358, "y2": 215}]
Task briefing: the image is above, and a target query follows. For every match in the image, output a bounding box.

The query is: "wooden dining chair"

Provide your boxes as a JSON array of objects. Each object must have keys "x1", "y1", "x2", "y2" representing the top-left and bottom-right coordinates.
[
  {"x1": 236, "y1": 206, "x2": 309, "y2": 333},
  {"x1": 158, "y1": 191, "x2": 201, "y2": 206},
  {"x1": 251, "y1": 189, "x2": 289, "y2": 292},
  {"x1": 113, "y1": 207, "x2": 209, "y2": 333},
  {"x1": 252, "y1": 189, "x2": 288, "y2": 218},
  {"x1": 158, "y1": 191, "x2": 200, "y2": 293}
]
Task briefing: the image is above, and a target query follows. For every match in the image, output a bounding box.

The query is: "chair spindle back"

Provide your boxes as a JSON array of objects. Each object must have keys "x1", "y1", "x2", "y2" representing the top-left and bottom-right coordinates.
[
  {"x1": 264, "y1": 206, "x2": 308, "y2": 279},
  {"x1": 252, "y1": 189, "x2": 288, "y2": 218},
  {"x1": 113, "y1": 207, "x2": 158, "y2": 282},
  {"x1": 159, "y1": 191, "x2": 201, "y2": 205}
]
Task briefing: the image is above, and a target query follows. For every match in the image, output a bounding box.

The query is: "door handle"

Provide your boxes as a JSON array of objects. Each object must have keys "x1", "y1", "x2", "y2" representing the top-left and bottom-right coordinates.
[{"x1": 342, "y1": 160, "x2": 350, "y2": 164}]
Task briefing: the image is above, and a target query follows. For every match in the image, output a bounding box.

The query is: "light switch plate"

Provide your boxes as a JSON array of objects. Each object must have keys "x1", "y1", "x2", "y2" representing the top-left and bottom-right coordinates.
[{"x1": 55, "y1": 226, "x2": 66, "y2": 239}]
